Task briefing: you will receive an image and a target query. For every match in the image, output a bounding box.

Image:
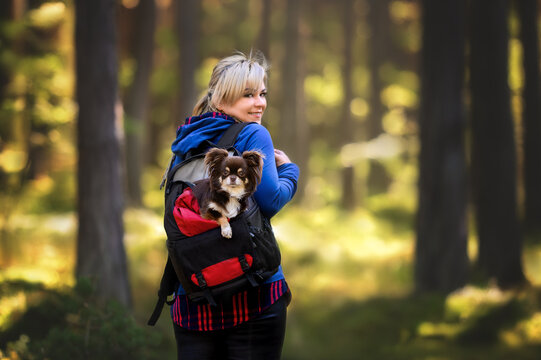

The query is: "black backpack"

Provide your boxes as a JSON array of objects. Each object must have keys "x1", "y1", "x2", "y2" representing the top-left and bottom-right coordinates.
[{"x1": 147, "y1": 122, "x2": 281, "y2": 326}]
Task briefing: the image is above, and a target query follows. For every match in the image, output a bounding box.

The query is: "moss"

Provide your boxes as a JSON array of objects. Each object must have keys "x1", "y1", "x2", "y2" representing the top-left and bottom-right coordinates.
[{"x1": 0, "y1": 279, "x2": 164, "y2": 360}]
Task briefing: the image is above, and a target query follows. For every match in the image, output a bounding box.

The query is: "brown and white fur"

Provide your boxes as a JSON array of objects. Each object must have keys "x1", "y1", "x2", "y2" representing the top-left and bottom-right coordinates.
[{"x1": 192, "y1": 148, "x2": 264, "y2": 238}]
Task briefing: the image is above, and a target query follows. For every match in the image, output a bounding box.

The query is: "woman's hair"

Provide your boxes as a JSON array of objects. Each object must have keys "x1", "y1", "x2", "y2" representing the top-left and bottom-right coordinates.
[{"x1": 192, "y1": 50, "x2": 269, "y2": 116}]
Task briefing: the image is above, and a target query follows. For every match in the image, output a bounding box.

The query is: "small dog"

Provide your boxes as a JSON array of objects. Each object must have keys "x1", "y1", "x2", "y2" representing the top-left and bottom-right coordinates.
[{"x1": 192, "y1": 148, "x2": 264, "y2": 238}]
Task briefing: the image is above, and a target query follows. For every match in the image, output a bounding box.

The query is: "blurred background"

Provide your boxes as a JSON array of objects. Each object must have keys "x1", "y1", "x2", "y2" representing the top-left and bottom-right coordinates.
[{"x1": 1, "y1": 0, "x2": 541, "y2": 359}]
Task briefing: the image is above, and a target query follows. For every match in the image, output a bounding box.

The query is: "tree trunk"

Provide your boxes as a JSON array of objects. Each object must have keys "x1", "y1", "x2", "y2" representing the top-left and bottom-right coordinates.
[
  {"x1": 0, "y1": 1, "x2": 14, "y2": 100},
  {"x1": 147, "y1": 3, "x2": 175, "y2": 167},
  {"x1": 279, "y1": 0, "x2": 299, "y2": 154},
  {"x1": 295, "y1": 0, "x2": 309, "y2": 202},
  {"x1": 256, "y1": 0, "x2": 271, "y2": 59},
  {"x1": 124, "y1": 0, "x2": 157, "y2": 207},
  {"x1": 415, "y1": 0, "x2": 469, "y2": 292},
  {"x1": 0, "y1": 0, "x2": 15, "y2": 267},
  {"x1": 75, "y1": 0, "x2": 131, "y2": 306},
  {"x1": 176, "y1": 0, "x2": 199, "y2": 118},
  {"x1": 469, "y1": 0, "x2": 526, "y2": 287},
  {"x1": 517, "y1": 0, "x2": 541, "y2": 236},
  {"x1": 23, "y1": 0, "x2": 56, "y2": 181},
  {"x1": 366, "y1": 0, "x2": 392, "y2": 195},
  {"x1": 279, "y1": 0, "x2": 308, "y2": 202},
  {"x1": 367, "y1": 0, "x2": 388, "y2": 140},
  {"x1": 341, "y1": 0, "x2": 356, "y2": 210}
]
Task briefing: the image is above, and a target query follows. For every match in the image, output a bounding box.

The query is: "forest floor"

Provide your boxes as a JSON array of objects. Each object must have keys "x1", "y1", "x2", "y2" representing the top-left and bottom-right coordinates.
[{"x1": 2, "y1": 197, "x2": 541, "y2": 359}]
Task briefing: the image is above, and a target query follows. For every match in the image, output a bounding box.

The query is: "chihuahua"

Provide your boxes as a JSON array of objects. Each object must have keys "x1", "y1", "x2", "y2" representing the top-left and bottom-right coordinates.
[{"x1": 192, "y1": 148, "x2": 264, "y2": 238}]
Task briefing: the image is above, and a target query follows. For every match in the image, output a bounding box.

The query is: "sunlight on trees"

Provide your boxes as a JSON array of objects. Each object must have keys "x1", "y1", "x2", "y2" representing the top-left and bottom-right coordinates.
[
  {"x1": 1, "y1": 0, "x2": 541, "y2": 358},
  {"x1": 304, "y1": 64, "x2": 343, "y2": 109}
]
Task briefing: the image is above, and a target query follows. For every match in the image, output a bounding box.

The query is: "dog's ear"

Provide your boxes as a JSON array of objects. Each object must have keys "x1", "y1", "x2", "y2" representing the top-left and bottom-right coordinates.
[
  {"x1": 205, "y1": 148, "x2": 229, "y2": 177},
  {"x1": 242, "y1": 151, "x2": 264, "y2": 184}
]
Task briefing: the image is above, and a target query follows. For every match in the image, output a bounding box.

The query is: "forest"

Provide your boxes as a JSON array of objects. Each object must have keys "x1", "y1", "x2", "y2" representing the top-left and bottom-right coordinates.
[{"x1": 1, "y1": 0, "x2": 541, "y2": 359}]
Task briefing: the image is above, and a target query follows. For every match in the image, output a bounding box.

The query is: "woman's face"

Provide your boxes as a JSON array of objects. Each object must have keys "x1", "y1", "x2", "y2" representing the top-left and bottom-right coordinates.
[{"x1": 219, "y1": 83, "x2": 267, "y2": 124}]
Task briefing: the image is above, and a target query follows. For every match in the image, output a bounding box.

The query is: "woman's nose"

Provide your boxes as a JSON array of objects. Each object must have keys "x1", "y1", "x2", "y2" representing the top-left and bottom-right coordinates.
[{"x1": 254, "y1": 95, "x2": 266, "y2": 107}]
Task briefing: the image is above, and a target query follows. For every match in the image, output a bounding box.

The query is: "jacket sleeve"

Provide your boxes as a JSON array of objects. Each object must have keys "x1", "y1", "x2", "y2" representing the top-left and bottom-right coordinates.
[{"x1": 242, "y1": 125, "x2": 299, "y2": 218}]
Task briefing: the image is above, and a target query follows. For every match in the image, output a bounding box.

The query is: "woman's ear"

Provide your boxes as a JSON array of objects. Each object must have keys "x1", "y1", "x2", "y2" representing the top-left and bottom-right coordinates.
[{"x1": 215, "y1": 101, "x2": 224, "y2": 113}]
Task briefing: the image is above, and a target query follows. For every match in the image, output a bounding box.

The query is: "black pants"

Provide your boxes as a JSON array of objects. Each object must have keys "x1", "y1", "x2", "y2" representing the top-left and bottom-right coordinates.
[{"x1": 173, "y1": 295, "x2": 288, "y2": 360}]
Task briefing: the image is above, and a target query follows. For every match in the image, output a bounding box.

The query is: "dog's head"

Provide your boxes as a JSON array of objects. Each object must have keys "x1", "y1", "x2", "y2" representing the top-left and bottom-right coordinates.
[{"x1": 204, "y1": 148, "x2": 264, "y2": 196}]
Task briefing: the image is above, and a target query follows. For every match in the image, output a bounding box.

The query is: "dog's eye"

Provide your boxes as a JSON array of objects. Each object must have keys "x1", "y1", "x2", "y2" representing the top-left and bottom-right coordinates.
[
  {"x1": 237, "y1": 169, "x2": 245, "y2": 177},
  {"x1": 223, "y1": 169, "x2": 230, "y2": 176}
]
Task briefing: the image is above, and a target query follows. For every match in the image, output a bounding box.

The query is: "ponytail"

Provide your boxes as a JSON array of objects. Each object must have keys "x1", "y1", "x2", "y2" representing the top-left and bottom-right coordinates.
[{"x1": 192, "y1": 91, "x2": 216, "y2": 116}]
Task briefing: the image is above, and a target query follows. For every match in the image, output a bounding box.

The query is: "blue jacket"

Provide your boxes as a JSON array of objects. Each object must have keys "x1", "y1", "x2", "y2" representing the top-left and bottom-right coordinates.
[
  {"x1": 171, "y1": 112, "x2": 299, "y2": 218},
  {"x1": 171, "y1": 112, "x2": 299, "y2": 285}
]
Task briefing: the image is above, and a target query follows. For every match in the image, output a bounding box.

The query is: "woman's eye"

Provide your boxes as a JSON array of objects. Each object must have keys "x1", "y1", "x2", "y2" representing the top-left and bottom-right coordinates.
[
  {"x1": 260, "y1": 92, "x2": 267, "y2": 97},
  {"x1": 243, "y1": 93, "x2": 253, "y2": 98}
]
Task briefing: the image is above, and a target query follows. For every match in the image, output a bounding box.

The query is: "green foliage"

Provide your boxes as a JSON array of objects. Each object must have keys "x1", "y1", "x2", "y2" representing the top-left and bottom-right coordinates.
[
  {"x1": 1, "y1": 3, "x2": 74, "y2": 128},
  {"x1": 286, "y1": 293, "x2": 447, "y2": 360},
  {"x1": 413, "y1": 286, "x2": 541, "y2": 354},
  {"x1": 454, "y1": 297, "x2": 529, "y2": 344},
  {"x1": 0, "y1": 279, "x2": 163, "y2": 360},
  {"x1": 119, "y1": 57, "x2": 136, "y2": 91},
  {"x1": 20, "y1": 170, "x2": 75, "y2": 214},
  {"x1": 305, "y1": 64, "x2": 343, "y2": 108},
  {"x1": 150, "y1": 28, "x2": 178, "y2": 98},
  {"x1": 0, "y1": 1, "x2": 76, "y2": 237},
  {"x1": 4, "y1": 204, "x2": 541, "y2": 359},
  {"x1": 0, "y1": 335, "x2": 32, "y2": 360}
]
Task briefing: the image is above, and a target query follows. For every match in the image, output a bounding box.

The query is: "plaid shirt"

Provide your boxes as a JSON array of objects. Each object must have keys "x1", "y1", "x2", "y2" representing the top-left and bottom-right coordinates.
[{"x1": 171, "y1": 279, "x2": 289, "y2": 331}]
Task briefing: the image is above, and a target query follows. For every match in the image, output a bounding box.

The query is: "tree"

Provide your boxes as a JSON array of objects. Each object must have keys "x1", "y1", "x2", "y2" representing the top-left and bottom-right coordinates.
[
  {"x1": 280, "y1": 0, "x2": 308, "y2": 201},
  {"x1": 0, "y1": 0, "x2": 17, "y2": 266},
  {"x1": 256, "y1": 0, "x2": 271, "y2": 59},
  {"x1": 366, "y1": 0, "x2": 387, "y2": 140},
  {"x1": 469, "y1": 0, "x2": 526, "y2": 287},
  {"x1": 340, "y1": 0, "x2": 356, "y2": 210},
  {"x1": 123, "y1": 0, "x2": 157, "y2": 207},
  {"x1": 295, "y1": 2, "x2": 309, "y2": 202},
  {"x1": 0, "y1": 1, "x2": 13, "y2": 100},
  {"x1": 75, "y1": 0, "x2": 131, "y2": 306},
  {"x1": 517, "y1": 0, "x2": 541, "y2": 236},
  {"x1": 366, "y1": 0, "x2": 392, "y2": 195},
  {"x1": 279, "y1": 0, "x2": 300, "y2": 155},
  {"x1": 176, "y1": 0, "x2": 199, "y2": 118},
  {"x1": 415, "y1": 0, "x2": 469, "y2": 292}
]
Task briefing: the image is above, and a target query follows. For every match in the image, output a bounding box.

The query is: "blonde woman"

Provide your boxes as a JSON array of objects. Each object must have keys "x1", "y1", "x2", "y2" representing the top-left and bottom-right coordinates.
[{"x1": 169, "y1": 51, "x2": 298, "y2": 359}]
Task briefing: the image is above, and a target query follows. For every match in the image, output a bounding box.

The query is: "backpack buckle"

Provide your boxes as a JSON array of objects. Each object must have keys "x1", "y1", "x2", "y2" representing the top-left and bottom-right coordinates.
[
  {"x1": 196, "y1": 272, "x2": 207, "y2": 288},
  {"x1": 239, "y1": 255, "x2": 250, "y2": 272}
]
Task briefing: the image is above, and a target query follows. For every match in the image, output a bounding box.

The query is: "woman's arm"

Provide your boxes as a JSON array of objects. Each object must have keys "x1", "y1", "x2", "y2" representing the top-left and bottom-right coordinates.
[{"x1": 242, "y1": 125, "x2": 299, "y2": 218}]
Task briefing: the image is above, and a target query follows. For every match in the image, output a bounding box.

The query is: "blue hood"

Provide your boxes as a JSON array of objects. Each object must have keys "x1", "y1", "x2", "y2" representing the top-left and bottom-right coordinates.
[{"x1": 171, "y1": 112, "x2": 237, "y2": 163}]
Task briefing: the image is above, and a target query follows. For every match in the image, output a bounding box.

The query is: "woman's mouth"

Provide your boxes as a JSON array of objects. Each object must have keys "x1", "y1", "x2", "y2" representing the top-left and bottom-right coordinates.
[{"x1": 248, "y1": 111, "x2": 263, "y2": 122}]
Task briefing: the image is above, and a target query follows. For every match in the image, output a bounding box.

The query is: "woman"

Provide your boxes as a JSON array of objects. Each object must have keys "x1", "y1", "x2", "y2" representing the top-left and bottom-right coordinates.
[{"x1": 169, "y1": 51, "x2": 299, "y2": 359}]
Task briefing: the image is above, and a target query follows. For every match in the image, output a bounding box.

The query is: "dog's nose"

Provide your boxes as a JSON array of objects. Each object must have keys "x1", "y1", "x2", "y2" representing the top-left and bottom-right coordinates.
[{"x1": 229, "y1": 175, "x2": 237, "y2": 182}]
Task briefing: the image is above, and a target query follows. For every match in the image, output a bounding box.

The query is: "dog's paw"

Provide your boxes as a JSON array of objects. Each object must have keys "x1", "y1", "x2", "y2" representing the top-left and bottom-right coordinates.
[{"x1": 221, "y1": 224, "x2": 232, "y2": 238}]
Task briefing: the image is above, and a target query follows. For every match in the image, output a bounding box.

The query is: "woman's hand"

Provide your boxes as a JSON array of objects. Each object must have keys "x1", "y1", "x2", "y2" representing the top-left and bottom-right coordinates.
[{"x1": 274, "y1": 149, "x2": 291, "y2": 167}]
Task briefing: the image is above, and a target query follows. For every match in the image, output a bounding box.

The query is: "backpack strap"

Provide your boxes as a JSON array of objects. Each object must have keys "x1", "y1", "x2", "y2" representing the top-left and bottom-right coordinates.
[
  {"x1": 160, "y1": 122, "x2": 250, "y2": 190},
  {"x1": 239, "y1": 254, "x2": 259, "y2": 287},
  {"x1": 147, "y1": 257, "x2": 178, "y2": 326},
  {"x1": 216, "y1": 121, "x2": 251, "y2": 148},
  {"x1": 194, "y1": 272, "x2": 218, "y2": 307},
  {"x1": 160, "y1": 155, "x2": 175, "y2": 190}
]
